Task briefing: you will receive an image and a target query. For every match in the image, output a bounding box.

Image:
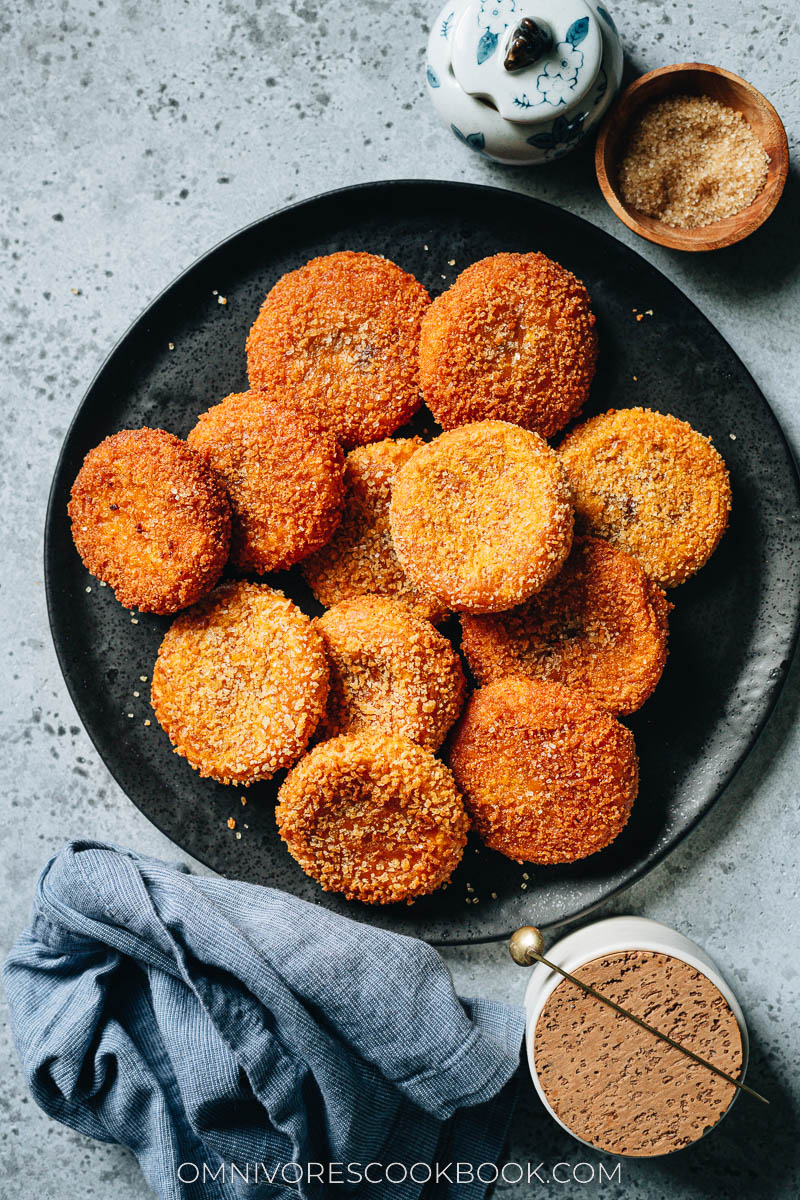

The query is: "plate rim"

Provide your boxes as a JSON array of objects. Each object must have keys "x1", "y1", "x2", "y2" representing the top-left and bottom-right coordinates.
[{"x1": 44, "y1": 178, "x2": 800, "y2": 945}]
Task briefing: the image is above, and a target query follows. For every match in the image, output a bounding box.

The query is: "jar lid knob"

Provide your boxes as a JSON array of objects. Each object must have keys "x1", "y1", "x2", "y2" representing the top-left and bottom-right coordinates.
[{"x1": 504, "y1": 18, "x2": 553, "y2": 72}]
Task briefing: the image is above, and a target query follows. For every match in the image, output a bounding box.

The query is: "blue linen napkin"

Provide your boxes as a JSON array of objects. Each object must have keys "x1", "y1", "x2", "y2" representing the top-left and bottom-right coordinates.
[{"x1": 3, "y1": 840, "x2": 525, "y2": 1200}]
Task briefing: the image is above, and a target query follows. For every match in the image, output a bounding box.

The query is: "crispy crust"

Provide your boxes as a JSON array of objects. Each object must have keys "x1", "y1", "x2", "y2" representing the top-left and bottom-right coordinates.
[
  {"x1": 151, "y1": 581, "x2": 328, "y2": 785},
  {"x1": 460, "y1": 536, "x2": 670, "y2": 716},
  {"x1": 389, "y1": 420, "x2": 574, "y2": 614},
  {"x1": 419, "y1": 252, "x2": 598, "y2": 438},
  {"x1": 316, "y1": 595, "x2": 466, "y2": 749},
  {"x1": 448, "y1": 677, "x2": 638, "y2": 864},
  {"x1": 246, "y1": 251, "x2": 430, "y2": 448},
  {"x1": 559, "y1": 408, "x2": 732, "y2": 589},
  {"x1": 187, "y1": 391, "x2": 344, "y2": 574},
  {"x1": 302, "y1": 437, "x2": 448, "y2": 623},
  {"x1": 276, "y1": 731, "x2": 468, "y2": 904},
  {"x1": 68, "y1": 427, "x2": 231, "y2": 614}
]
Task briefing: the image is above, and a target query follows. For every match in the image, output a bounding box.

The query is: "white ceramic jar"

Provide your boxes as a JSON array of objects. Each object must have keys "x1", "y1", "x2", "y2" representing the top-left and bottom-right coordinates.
[
  {"x1": 523, "y1": 916, "x2": 749, "y2": 1154},
  {"x1": 426, "y1": 0, "x2": 623, "y2": 164}
]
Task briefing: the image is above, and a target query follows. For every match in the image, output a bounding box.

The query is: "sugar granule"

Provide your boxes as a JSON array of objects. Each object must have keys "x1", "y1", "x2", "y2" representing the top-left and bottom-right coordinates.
[{"x1": 618, "y1": 94, "x2": 768, "y2": 229}]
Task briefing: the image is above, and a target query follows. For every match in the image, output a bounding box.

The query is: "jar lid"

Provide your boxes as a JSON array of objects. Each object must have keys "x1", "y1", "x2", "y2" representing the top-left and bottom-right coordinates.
[{"x1": 451, "y1": 0, "x2": 602, "y2": 123}]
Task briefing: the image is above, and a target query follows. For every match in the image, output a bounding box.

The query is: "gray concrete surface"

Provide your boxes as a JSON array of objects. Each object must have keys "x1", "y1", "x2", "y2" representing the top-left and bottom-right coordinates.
[{"x1": 1, "y1": 0, "x2": 799, "y2": 1196}]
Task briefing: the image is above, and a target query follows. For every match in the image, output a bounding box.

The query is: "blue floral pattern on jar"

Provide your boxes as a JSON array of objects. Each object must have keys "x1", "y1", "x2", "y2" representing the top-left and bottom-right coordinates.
[
  {"x1": 451, "y1": 124, "x2": 487, "y2": 153},
  {"x1": 475, "y1": 0, "x2": 517, "y2": 63},
  {"x1": 527, "y1": 111, "x2": 587, "y2": 154},
  {"x1": 510, "y1": 17, "x2": 590, "y2": 109}
]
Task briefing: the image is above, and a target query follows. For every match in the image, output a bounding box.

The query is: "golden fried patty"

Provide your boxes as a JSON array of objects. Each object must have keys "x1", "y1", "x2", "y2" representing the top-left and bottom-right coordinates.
[
  {"x1": 302, "y1": 437, "x2": 448, "y2": 624},
  {"x1": 390, "y1": 420, "x2": 573, "y2": 613},
  {"x1": 246, "y1": 251, "x2": 430, "y2": 448},
  {"x1": 68, "y1": 427, "x2": 230, "y2": 613},
  {"x1": 151, "y1": 581, "x2": 328, "y2": 785},
  {"x1": 559, "y1": 408, "x2": 732, "y2": 588},
  {"x1": 448, "y1": 676, "x2": 638, "y2": 864},
  {"x1": 316, "y1": 595, "x2": 466, "y2": 749},
  {"x1": 460, "y1": 536, "x2": 670, "y2": 715},
  {"x1": 276, "y1": 731, "x2": 468, "y2": 904},
  {"x1": 419, "y1": 252, "x2": 598, "y2": 438},
  {"x1": 187, "y1": 391, "x2": 344, "y2": 574}
]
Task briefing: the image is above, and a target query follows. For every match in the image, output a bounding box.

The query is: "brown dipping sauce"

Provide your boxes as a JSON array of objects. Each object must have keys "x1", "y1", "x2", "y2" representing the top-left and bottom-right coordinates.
[{"x1": 533, "y1": 949, "x2": 743, "y2": 1156}]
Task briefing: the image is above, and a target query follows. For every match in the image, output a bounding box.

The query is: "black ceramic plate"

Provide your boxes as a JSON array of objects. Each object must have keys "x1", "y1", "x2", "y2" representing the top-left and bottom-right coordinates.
[{"x1": 45, "y1": 180, "x2": 800, "y2": 945}]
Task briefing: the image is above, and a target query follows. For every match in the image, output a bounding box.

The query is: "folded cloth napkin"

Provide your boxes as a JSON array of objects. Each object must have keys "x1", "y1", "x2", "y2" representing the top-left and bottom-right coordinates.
[{"x1": 3, "y1": 841, "x2": 525, "y2": 1200}]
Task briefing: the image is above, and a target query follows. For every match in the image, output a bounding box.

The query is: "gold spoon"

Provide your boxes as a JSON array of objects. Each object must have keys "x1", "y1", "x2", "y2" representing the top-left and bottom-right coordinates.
[{"x1": 509, "y1": 925, "x2": 768, "y2": 1106}]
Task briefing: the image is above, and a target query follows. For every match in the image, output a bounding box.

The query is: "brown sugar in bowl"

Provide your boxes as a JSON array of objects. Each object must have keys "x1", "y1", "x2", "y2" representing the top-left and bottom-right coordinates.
[
  {"x1": 523, "y1": 916, "x2": 749, "y2": 1156},
  {"x1": 594, "y1": 63, "x2": 789, "y2": 251}
]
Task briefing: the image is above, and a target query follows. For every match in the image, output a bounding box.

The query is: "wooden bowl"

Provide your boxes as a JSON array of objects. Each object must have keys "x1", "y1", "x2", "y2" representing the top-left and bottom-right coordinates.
[{"x1": 594, "y1": 63, "x2": 789, "y2": 252}]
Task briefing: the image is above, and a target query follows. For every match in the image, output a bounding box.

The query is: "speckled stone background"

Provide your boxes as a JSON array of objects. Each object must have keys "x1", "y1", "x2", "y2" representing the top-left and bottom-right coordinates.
[{"x1": 1, "y1": 0, "x2": 799, "y2": 1197}]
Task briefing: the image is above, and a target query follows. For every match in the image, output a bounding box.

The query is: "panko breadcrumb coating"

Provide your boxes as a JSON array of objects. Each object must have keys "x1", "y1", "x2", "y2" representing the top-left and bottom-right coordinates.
[
  {"x1": 302, "y1": 437, "x2": 448, "y2": 623},
  {"x1": 246, "y1": 251, "x2": 430, "y2": 448},
  {"x1": 68, "y1": 427, "x2": 231, "y2": 614},
  {"x1": 187, "y1": 391, "x2": 344, "y2": 574},
  {"x1": 460, "y1": 536, "x2": 670, "y2": 716},
  {"x1": 276, "y1": 731, "x2": 468, "y2": 904},
  {"x1": 448, "y1": 676, "x2": 638, "y2": 864},
  {"x1": 151, "y1": 581, "x2": 328, "y2": 785},
  {"x1": 559, "y1": 408, "x2": 732, "y2": 589},
  {"x1": 316, "y1": 596, "x2": 466, "y2": 749},
  {"x1": 390, "y1": 420, "x2": 573, "y2": 614},
  {"x1": 418, "y1": 252, "x2": 598, "y2": 438}
]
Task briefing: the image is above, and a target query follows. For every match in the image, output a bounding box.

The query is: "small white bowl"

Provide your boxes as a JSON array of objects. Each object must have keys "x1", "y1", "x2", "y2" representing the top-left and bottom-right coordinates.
[{"x1": 524, "y1": 916, "x2": 748, "y2": 1155}]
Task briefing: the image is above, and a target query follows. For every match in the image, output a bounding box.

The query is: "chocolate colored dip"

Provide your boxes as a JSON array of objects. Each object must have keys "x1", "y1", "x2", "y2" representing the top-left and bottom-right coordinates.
[{"x1": 534, "y1": 950, "x2": 743, "y2": 1156}]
